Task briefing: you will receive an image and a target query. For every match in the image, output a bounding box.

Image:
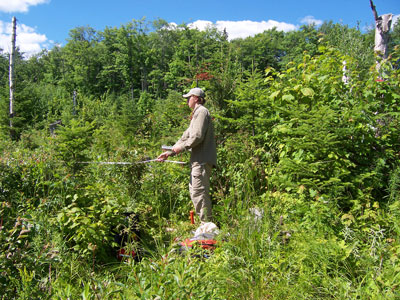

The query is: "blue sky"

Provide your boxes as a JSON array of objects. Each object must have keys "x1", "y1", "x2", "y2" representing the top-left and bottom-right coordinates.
[{"x1": 0, "y1": 0, "x2": 399, "y2": 57}]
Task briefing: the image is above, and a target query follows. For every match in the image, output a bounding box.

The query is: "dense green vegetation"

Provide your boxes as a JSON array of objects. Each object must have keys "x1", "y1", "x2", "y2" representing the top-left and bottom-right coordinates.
[{"x1": 1, "y1": 18, "x2": 400, "y2": 299}]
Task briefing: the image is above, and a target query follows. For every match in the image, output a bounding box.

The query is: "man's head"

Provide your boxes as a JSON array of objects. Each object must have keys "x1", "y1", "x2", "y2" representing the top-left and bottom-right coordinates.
[{"x1": 183, "y1": 88, "x2": 206, "y2": 107}]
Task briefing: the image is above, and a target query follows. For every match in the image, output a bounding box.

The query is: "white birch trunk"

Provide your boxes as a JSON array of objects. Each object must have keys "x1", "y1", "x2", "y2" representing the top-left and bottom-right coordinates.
[{"x1": 9, "y1": 16, "x2": 17, "y2": 129}]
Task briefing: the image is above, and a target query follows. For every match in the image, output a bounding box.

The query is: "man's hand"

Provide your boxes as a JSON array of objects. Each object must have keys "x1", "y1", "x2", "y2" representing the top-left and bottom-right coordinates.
[
  {"x1": 157, "y1": 151, "x2": 172, "y2": 161},
  {"x1": 172, "y1": 145, "x2": 182, "y2": 154},
  {"x1": 158, "y1": 145, "x2": 183, "y2": 161}
]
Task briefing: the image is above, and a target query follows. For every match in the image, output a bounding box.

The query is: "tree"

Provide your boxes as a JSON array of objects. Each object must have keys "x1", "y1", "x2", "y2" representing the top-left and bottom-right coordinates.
[
  {"x1": 62, "y1": 26, "x2": 103, "y2": 95},
  {"x1": 389, "y1": 17, "x2": 400, "y2": 56},
  {"x1": 318, "y1": 21, "x2": 374, "y2": 77},
  {"x1": 279, "y1": 25, "x2": 320, "y2": 68},
  {"x1": 370, "y1": 0, "x2": 393, "y2": 60},
  {"x1": 9, "y1": 16, "x2": 17, "y2": 136},
  {"x1": 225, "y1": 68, "x2": 267, "y2": 138},
  {"x1": 231, "y1": 28, "x2": 285, "y2": 71}
]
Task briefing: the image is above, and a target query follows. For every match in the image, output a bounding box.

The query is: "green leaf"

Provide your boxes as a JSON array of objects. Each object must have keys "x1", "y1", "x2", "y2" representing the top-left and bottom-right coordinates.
[
  {"x1": 282, "y1": 94, "x2": 294, "y2": 101},
  {"x1": 301, "y1": 87, "x2": 314, "y2": 97},
  {"x1": 341, "y1": 214, "x2": 355, "y2": 223},
  {"x1": 309, "y1": 189, "x2": 318, "y2": 197},
  {"x1": 392, "y1": 93, "x2": 400, "y2": 99},
  {"x1": 269, "y1": 90, "x2": 280, "y2": 100}
]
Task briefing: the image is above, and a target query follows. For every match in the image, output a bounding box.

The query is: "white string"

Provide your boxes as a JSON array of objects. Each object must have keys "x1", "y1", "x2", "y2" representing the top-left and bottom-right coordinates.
[{"x1": 77, "y1": 159, "x2": 186, "y2": 165}]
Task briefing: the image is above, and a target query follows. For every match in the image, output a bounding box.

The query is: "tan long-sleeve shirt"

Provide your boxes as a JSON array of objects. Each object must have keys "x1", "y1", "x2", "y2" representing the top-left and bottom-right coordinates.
[{"x1": 174, "y1": 104, "x2": 217, "y2": 167}]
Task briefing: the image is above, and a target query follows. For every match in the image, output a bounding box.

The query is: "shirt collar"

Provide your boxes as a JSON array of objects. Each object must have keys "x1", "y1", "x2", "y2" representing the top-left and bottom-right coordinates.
[{"x1": 193, "y1": 103, "x2": 202, "y2": 113}]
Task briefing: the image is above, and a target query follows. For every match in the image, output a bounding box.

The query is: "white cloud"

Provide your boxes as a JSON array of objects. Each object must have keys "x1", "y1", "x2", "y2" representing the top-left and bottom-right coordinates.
[
  {"x1": 300, "y1": 15, "x2": 323, "y2": 26},
  {"x1": 0, "y1": 20, "x2": 49, "y2": 57},
  {"x1": 189, "y1": 20, "x2": 213, "y2": 31},
  {"x1": 189, "y1": 19, "x2": 298, "y2": 40},
  {"x1": 0, "y1": 0, "x2": 49, "y2": 13}
]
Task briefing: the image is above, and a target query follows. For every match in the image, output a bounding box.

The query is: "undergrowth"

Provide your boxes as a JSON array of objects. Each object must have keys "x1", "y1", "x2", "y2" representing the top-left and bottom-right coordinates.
[{"x1": 1, "y1": 47, "x2": 400, "y2": 299}]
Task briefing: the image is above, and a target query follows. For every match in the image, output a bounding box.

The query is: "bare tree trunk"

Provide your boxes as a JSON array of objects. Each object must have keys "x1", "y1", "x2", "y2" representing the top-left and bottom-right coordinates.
[
  {"x1": 370, "y1": 0, "x2": 393, "y2": 73},
  {"x1": 9, "y1": 16, "x2": 17, "y2": 136}
]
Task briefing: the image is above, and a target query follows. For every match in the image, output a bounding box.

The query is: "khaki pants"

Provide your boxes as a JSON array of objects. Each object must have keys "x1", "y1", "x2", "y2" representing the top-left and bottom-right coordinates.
[{"x1": 189, "y1": 162, "x2": 212, "y2": 222}]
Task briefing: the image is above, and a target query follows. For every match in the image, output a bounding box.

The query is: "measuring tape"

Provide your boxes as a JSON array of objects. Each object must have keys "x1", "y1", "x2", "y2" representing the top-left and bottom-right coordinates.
[{"x1": 78, "y1": 159, "x2": 186, "y2": 165}]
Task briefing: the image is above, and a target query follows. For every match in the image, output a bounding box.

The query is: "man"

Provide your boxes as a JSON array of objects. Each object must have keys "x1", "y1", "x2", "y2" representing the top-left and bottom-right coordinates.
[{"x1": 158, "y1": 87, "x2": 217, "y2": 223}]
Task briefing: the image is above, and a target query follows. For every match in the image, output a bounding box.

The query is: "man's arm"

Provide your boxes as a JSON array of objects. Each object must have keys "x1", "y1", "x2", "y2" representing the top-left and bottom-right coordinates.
[
  {"x1": 172, "y1": 128, "x2": 190, "y2": 154},
  {"x1": 158, "y1": 128, "x2": 189, "y2": 160}
]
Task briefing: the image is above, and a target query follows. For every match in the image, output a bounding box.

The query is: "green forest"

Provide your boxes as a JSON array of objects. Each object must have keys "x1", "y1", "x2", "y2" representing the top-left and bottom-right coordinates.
[{"x1": 1, "y1": 17, "x2": 400, "y2": 299}]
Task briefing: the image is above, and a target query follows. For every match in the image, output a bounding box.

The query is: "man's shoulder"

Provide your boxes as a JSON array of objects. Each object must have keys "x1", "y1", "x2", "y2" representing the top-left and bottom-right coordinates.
[{"x1": 194, "y1": 105, "x2": 210, "y2": 116}]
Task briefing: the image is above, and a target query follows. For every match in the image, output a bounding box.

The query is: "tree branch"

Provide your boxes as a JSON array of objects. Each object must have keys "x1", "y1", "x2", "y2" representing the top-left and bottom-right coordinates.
[{"x1": 370, "y1": 0, "x2": 379, "y2": 21}]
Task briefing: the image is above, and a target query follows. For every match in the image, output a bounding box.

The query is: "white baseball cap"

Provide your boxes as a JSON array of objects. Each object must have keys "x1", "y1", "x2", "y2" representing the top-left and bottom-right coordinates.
[{"x1": 183, "y1": 87, "x2": 205, "y2": 98}]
